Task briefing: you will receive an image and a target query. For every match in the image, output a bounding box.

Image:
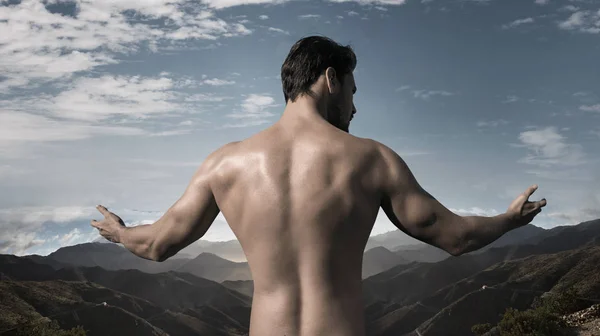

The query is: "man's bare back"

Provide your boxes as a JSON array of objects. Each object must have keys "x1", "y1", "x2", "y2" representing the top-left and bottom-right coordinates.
[
  {"x1": 211, "y1": 120, "x2": 381, "y2": 336},
  {"x1": 91, "y1": 35, "x2": 547, "y2": 336}
]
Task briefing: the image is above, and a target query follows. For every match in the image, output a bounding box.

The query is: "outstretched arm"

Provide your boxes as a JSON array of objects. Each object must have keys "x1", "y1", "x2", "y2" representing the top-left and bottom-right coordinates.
[
  {"x1": 375, "y1": 142, "x2": 546, "y2": 256},
  {"x1": 92, "y1": 150, "x2": 222, "y2": 262}
]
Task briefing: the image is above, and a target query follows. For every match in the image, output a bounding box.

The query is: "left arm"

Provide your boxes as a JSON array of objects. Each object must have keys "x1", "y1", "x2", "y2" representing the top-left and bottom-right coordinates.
[
  {"x1": 94, "y1": 150, "x2": 222, "y2": 262},
  {"x1": 124, "y1": 167, "x2": 220, "y2": 262}
]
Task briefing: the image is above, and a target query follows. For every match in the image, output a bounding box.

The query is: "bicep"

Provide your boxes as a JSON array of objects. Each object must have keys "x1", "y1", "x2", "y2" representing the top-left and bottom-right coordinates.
[
  {"x1": 378, "y1": 144, "x2": 462, "y2": 255},
  {"x1": 152, "y1": 159, "x2": 221, "y2": 260},
  {"x1": 163, "y1": 179, "x2": 220, "y2": 244}
]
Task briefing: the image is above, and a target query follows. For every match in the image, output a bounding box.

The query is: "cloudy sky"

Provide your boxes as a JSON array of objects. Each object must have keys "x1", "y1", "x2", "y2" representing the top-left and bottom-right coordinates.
[{"x1": 1, "y1": 0, "x2": 599, "y2": 257}]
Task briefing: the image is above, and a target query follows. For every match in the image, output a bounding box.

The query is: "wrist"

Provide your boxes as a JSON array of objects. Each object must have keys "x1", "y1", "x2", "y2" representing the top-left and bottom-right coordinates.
[
  {"x1": 499, "y1": 212, "x2": 519, "y2": 231},
  {"x1": 116, "y1": 225, "x2": 128, "y2": 243}
]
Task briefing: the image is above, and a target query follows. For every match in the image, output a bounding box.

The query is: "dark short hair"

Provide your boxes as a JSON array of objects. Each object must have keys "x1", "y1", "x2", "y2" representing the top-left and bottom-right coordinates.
[{"x1": 281, "y1": 35, "x2": 357, "y2": 103}]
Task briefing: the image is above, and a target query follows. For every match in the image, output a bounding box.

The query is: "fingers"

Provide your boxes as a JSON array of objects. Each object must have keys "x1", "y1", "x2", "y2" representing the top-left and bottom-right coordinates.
[
  {"x1": 523, "y1": 184, "x2": 538, "y2": 198},
  {"x1": 96, "y1": 205, "x2": 110, "y2": 217},
  {"x1": 91, "y1": 219, "x2": 101, "y2": 229}
]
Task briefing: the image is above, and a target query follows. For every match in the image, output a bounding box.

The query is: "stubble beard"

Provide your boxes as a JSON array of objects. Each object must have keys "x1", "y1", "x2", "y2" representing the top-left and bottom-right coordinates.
[{"x1": 327, "y1": 105, "x2": 349, "y2": 133}]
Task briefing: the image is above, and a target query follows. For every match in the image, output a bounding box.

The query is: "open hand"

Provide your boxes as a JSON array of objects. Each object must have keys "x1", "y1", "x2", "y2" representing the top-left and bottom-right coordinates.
[
  {"x1": 91, "y1": 205, "x2": 126, "y2": 243},
  {"x1": 506, "y1": 184, "x2": 547, "y2": 227}
]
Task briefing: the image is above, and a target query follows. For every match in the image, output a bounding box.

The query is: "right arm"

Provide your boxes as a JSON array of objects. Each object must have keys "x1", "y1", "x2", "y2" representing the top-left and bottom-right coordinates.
[{"x1": 374, "y1": 142, "x2": 523, "y2": 256}]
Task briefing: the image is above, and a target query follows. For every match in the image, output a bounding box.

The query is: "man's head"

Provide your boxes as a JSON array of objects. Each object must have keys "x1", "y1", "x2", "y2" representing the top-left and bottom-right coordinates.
[{"x1": 281, "y1": 36, "x2": 357, "y2": 132}]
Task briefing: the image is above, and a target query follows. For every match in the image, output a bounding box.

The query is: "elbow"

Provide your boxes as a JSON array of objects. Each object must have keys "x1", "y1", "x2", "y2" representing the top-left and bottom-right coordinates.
[
  {"x1": 148, "y1": 242, "x2": 168, "y2": 262},
  {"x1": 447, "y1": 226, "x2": 467, "y2": 257},
  {"x1": 154, "y1": 255, "x2": 168, "y2": 262},
  {"x1": 447, "y1": 245, "x2": 464, "y2": 257},
  {"x1": 150, "y1": 250, "x2": 167, "y2": 262}
]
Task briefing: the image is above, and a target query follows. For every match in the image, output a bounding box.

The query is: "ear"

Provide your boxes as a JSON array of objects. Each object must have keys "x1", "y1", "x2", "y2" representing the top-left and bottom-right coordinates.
[{"x1": 325, "y1": 67, "x2": 339, "y2": 95}]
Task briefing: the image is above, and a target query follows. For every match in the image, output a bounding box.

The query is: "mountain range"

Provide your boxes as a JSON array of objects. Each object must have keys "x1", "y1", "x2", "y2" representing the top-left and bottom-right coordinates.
[{"x1": 1, "y1": 220, "x2": 598, "y2": 335}]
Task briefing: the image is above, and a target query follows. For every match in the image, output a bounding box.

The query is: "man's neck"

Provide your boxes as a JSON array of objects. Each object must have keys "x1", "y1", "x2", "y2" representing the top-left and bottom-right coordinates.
[{"x1": 280, "y1": 97, "x2": 328, "y2": 124}]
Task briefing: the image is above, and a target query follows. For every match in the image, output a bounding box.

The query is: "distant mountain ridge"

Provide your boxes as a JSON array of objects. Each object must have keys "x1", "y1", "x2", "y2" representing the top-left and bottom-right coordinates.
[
  {"x1": 30, "y1": 223, "x2": 546, "y2": 285},
  {"x1": 0, "y1": 255, "x2": 252, "y2": 335},
  {"x1": 3, "y1": 219, "x2": 598, "y2": 336},
  {"x1": 364, "y1": 219, "x2": 600, "y2": 335}
]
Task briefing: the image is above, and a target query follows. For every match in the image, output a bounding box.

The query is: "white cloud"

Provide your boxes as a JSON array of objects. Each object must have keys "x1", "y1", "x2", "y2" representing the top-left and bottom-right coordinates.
[
  {"x1": 525, "y1": 168, "x2": 595, "y2": 181},
  {"x1": 477, "y1": 119, "x2": 509, "y2": 127},
  {"x1": 502, "y1": 17, "x2": 534, "y2": 29},
  {"x1": 502, "y1": 95, "x2": 519, "y2": 103},
  {"x1": 0, "y1": 0, "x2": 252, "y2": 92},
  {"x1": 580, "y1": 104, "x2": 600, "y2": 112},
  {"x1": 0, "y1": 232, "x2": 46, "y2": 256},
  {"x1": 0, "y1": 206, "x2": 95, "y2": 225},
  {"x1": 240, "y1": 94, "x2": 277, "y2": 114},
  {"x1": 59, "y1": 228, "x2": 98, "y2": 246},
  {"x1": 222, "y1": 94, "x2": 278, "y2": 128},
  {"x1": 220, "y1": 119, "x2": 273, "y2": 128},
  {"x1": 0, "y1": 72, "x2": 226, "y2": 156},
  {"x1": 0, "y1": 204, "x2": 175, "y2": 256},
  {"x1": 558, "y1": 10, "x2": 600, "y2": 34},
  {"x1": 330, "y1": 0, "x2": 406, "y2": 4},
  {"x1": 203, "y1": 78, "x2": 236, "y2": 86},
  {"x1": 0, "y1": 110, "x2": 145, "y2": 149},
  {"x1": 546, "y1": 207, "x2": 600, "y2": 225},
  {"x1": 535, "y1": 0, "x2": 549, "y2": 5},
  {"x1": 268, "y1": 27, "x2": 290, "y2": 35},
  {"x1": 147, "y1": 129, "x2": 193, "y2": 137},
  {"x1": 0, "y1": 205, "x2": 97, "y2": 255},
  {"x1": 412, "y1": 90, "x2": 454, "y2": 100},
  {"x1": 184, "y1": 93, "x2": 233, "y2": 102},
  {"x1": 202, "y1": 0, "x2": 290, "y2": 9},
  {"x1": 450, "y1": 207, "x2": 500, "y2": 217},
  {"x1": 259, "y1": 15, "x2": 269, "y2": 20},
  {"x1": 512, "y1": 127, "x2": 586, "y2": 167},
  {"x1": 299, "y1": 14, "x2": 321, "y2": 19},
  {"x1": 49, "y1": 75, "x2": 181, "y2": 122},
  {"x1": 559, "y1": 5, "x2": 579, "y2": 12}
]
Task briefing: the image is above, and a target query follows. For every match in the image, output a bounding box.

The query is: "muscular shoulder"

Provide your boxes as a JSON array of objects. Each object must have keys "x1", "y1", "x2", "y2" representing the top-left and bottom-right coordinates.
[
  {"x1": 362, "y1": 139, "x2": 412, "y2": 192},
  {"x1": 192, "y1": 141, "x2": 241, "y2": 185},
  {"x1": 354, "y1": 137, "x2": 392, "y2": 166}
]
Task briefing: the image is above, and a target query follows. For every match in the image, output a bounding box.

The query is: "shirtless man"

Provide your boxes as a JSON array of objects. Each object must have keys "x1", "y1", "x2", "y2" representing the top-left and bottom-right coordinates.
[{"x1": 91, "y1": 36, "x2": 548, "y2": 336}]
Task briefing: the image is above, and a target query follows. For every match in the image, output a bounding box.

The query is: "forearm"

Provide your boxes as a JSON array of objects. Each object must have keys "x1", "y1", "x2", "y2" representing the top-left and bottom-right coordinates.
[
  {"x1": 456, "y1": 213, "x2": 517, "y2": 255},
  {"x1": 118, "y1": 224, "x2": 159, "y2": 261}
]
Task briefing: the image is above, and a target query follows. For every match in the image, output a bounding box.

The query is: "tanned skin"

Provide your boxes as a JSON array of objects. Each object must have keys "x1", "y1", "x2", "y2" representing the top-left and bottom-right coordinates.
[{"x1": 92, "y1": 68, "x2": 547, "y2": 336}]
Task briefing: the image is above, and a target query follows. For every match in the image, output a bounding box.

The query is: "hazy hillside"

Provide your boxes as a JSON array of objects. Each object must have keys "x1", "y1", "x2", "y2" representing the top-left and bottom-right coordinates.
[
  {"x1": 179, "y1": 240, "x2": 247, "y2": 263},
  {"x1": 221, "y1": 280, "x2": 255, "y2": 298},
  {"x1": 35, "y1": 241, "x2": 430, "y2": 283},
  {"x1": 410, "y1": 245, "x2": 600, "y2": 336},
  {"x1": 392, "y1": 244, "x2": 452, "y2": 263},
  {"x1": 47, "y1": 243, "x2": 191, "y2": 274},
  {"x1": 0, "y1": 256, "x2": 252, "y2": 335},
  {"x1": 0, "y1": 280, "x2": 209, "y2": 336},
  {"x1": 364, "y1": 219, "x2": 600, "y2": 336},
  {"x1": 362, "y1": 246, "x2": 410, "y2": 278},
  {"x1": 2, "y1": 219, "x2": 598, "y2": 336},
  {"x1": 366, "y1": 224, "x2": 544, "y2": 254},
  {"x1": 176, "y1": 253, "x2": 252, "y2": 282},
  {"x1": 31, "y1": 243, "x2": 252, "y2": 283}
]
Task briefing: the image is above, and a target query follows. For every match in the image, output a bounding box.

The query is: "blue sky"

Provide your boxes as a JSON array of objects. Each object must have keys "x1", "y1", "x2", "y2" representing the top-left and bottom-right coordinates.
[{"x1": 0, "y1": 0, "x2": 599, "y2": 256}]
